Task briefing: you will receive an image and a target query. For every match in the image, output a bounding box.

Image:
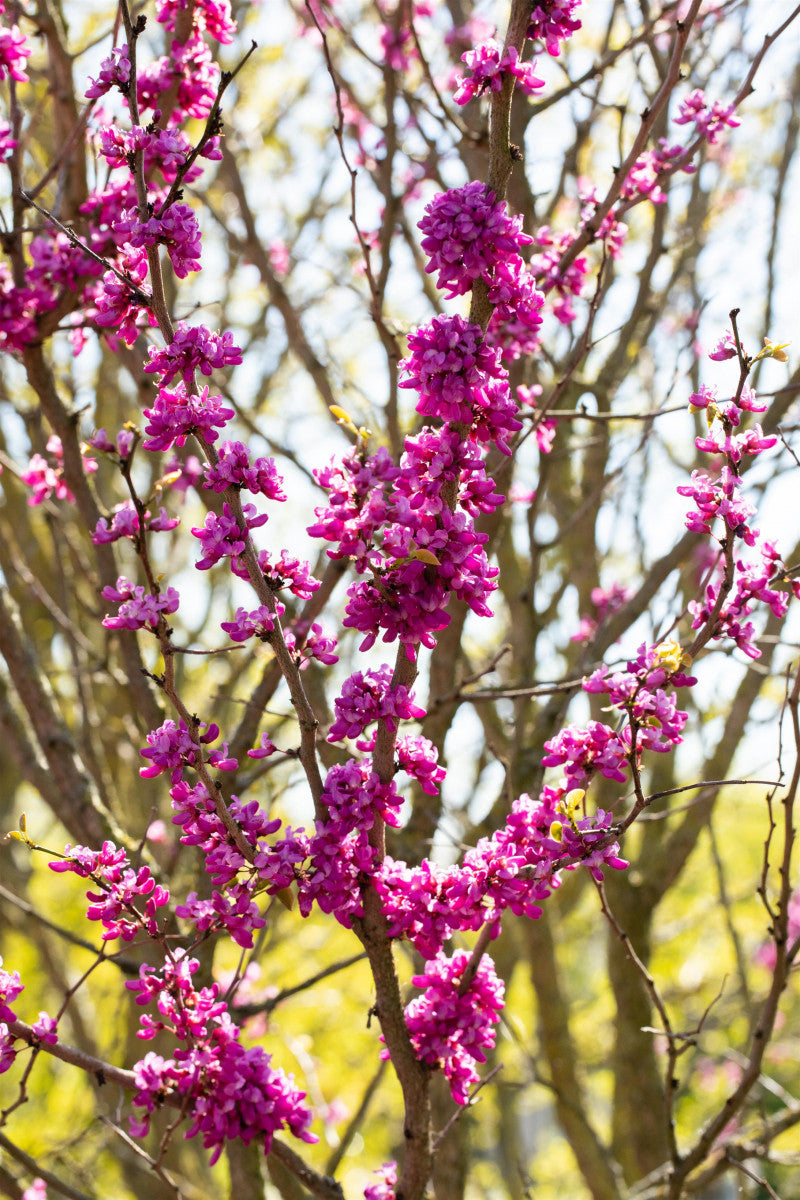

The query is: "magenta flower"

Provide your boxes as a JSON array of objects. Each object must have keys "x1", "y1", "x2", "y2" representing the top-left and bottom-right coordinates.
[
  {"x1": 400, "y1": 313, "x2": 509, "y2": 424},
  {"x1": 86, "y1": 44, "x2": 131, "y2": 99},
  {"x1": 127, "y1": 951, "x2": 315, "y2": 1163},
  {"x1": 203, "y1": 441, "x2": 286, "y2": 499},
  {"x1": 220, "y1": 605, "x2": 280, "y2": 643},
  {"x1": 328, "y1": 666, "x2": 426, "y2": 742},
  {"x1": 140, "y1": 719, "x2": 236, "y2": 783},
  {"x1": 526, "y1": 0, "x2": 582, "y2": 56},
  {"x1": 145, "y1": 322, "x2": 243, "y2": 385},
  {"x1": 102, "y1": 577, "x2": 180, "y2": 631},
  {"x1": 402, "y1": 950, "x2": 505, "y2": 1104},
  {"x1": 708, "y1": 330, "x2": 737, "y2": 361},
  {"x1": 113, "y1": 203, "x2": 202, "y2": 278},
  {"x1": 20, "y1": 435, "x2": 96, "y2": 507},
  {"x1": 156, "y1": 0, "x2": 237, "y2": 44},
  {"x1": 365, "y1": 1163, "x2": 397, "y2": 1200},
  {"x1": 142, "y1": 383, "x2": 235, "y2": 452},
  {"x1": 675, "y1": 88, "x2": 740, "y2": 145},
  {"x1": 418, "y1": 182, "x2": 532, "y2": 298},
  {"x1": 0, "y1": 24, "x2": 32, "y2": 83},
  {"x1": 453, "y1": 40, "x2": 545, "y2": 105},
  {"x1": 48, "y1": 841, "x2": 169, "y2": 942},
  {"x1": 191, "y1": 501, "x2": 266, "y2": 570}
]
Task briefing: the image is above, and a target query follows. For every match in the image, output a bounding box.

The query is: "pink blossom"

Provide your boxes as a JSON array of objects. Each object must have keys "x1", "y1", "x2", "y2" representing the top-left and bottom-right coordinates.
[
  {"x1": 92, "y1": 502, "x2": 179, "y2": 544},
  {"x1": 145, "y1": 322, "x2": 243, "y2": 385},
  {"x1": 137, "y1": 34, "x2": 219, "y2": 122},
  {"x1": 418, "y1": 182, "x2": 532, "y2": 298},
  {"x1": 142, "y1": 383, "x2": 235, "y2": 451},
  {"x1": 101, "y1": 577, "x2": 180, "y2": 631},
  {"x1": 1, "y1": 958, "x2": 24, "y2": 1075},
  {"x1": 675, "y1": 88, "x2": 740, "y2": 145},
  {"x1": 113, "y1": 203, "x2": 202, "y2": 278},
  {"x1": 530, "y1": 226, "x2": 588, "y2": 323},
  {"x1": 328, "y1": 666, "x2": 426, "y2": 742},
  {"x1": 708, "y1": 330, "x2": 737, "y2": 360},
  {"x1": 365, "y1": 1162, "x2": 397, "y2": 1200},
  {"x1": 0, "y1": 23, "x2": 31, "y2": 82},
  {"x1": 127, "y1": 952, "x2": 315, "y2": 1163},
  {"x1": 380, "y1": 22, "x2": 415, "y2": 71},
  {"x1": 269, "y1": 240, "x2": 290, "y2": 276},
  {"x1": 155, "y1": 0, "x2": 237, "y2": 44},
  {"x1": 285, "y1": 622, "x2": 339, "y2": 667},
  {"x1": 453, "y1": 40, "x2": 545, "y2": 105},
  {"x1": 92, "y1": 251, "x2": 156, "y2": 346},
  {"x1": 527, "y1": 0, "x2": 582, "y2": 56},
  {"x1": 140, "y1": 718, "x2": 236, "y2": 783},
  {"x1": 220, "y1": 604, "x2": 281, "y2": 643},
  {"x1": 0, "y1": 120, "x2": 16, "y2": 163},
  {"x1": 400, "y1": 313, "x2": 509, "y2": 424},
  {"x1": 191, "y1": 502, "x2": 261, "y2": 571},
  {"x1": 396, "y1": 733, "x2": 446, "y2": 795},
  {"x1": 247, "y1": 732, "x2": 277, "y2": 760},
  {"x1": 86, "y1": 44, "x2": 131, "y2": 99},
  {"x1": 20, "y1": 436, "x2": 96, "y2": 507},
  {"x1": 402, "y1": 950, "x2": 504, "y2": 1104},
  {"x1": 203, "y1": 441, "x2": 286, "y2": 498},
  {"x1": 21, "y1": 1180, "x2": 48, "y2": 1200},
  {"x1": 48, "y1": 841, "x2": 169, "y2": 943}
]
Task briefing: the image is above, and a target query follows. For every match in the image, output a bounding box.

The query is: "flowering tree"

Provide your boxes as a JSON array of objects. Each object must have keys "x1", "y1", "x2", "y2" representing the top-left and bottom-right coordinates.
[{"x1": 1, "y1": 1, "x2": 800, "y2": 1198}]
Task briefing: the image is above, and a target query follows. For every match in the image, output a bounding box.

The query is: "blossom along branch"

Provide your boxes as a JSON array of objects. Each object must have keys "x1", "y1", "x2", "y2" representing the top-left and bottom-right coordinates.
[
  {"x1": 2, "y1": 1017, "x2": 343, "y2": 1200},
  {"x1": 0, "y1": 1, "x2": 799, "y2": 1199}
]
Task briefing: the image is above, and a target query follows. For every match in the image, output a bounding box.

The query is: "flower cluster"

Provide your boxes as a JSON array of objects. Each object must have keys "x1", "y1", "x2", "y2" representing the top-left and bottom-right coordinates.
[
  {"x1": 365, "y1": 1162, "x2": 398, "y2": 1200},
  {"x1": 202, "y1": 441, "x2": 286, "y2": 498},
  {"x1": 20, "y1": 435, "x2": 97, "y2": 507},
  {"x1": 689, "y1": 540, "x2": 798, "y2": 660},
  {"x1": 156, "y1": 0, "x2": 237, "y2": 45},
  {"x1": 297, "y1": 760, "x2": 403, "y2": 926},
  {"x1": 140, "y1": 718, "x2": 237, "y2": 783},
  {"x1": 21, "y1": 1180, "x2": 48, "y2": 1200},
  {"x1": 328, "y1": 666, "x2": 426, "y2": 743},
  {"x1": 677, "y1": 346, "x2": 797, "y2": 658},
  {"x1": 144, "y1": 322, "x2": 243, "y2": 385},
  {"x1": 400, "y1": 313, "x2": 510, "y2": 423},
  {"x1": 0, "y1": 958, "x2": 58, "y2": 1075},
  {"x1": 220, "y1": 603, "x2": 283, "y2": 643},
  {"x1": 0, "y1": 22, "x2": 31, "y2": 82},
  {"x1": 675, "y1": 88, "x2": 740, "y2": 145},
  {"x1": 284, "y1": 621, "x2": 339, "y2": 667},
  {"x1": 376, "y1": 789, "x2": 626, "y2": 958},
  {"x1": 101, "y1": 577, "x2": 180, "y2": 631},
  {"x1": 581, "y1": 640, "x2": 695, "y2": 762},
  {"x1": 113, "y1": 204, "x2": 202, "y2": 279},
  {"x1": 49, "y1": 841, "x2": 169, "y2": 942},
  {"x1": 453, "y1": 40, "x2": 545, "y2": 106},
  {"x1": 1, "y1": 958, "x2": 25, "y2": 1073},
  {"x1": 571, "y1": 582, "x2": 633, "y2": 643},
  {"x1": 126, "y1": 952, "x2": 316, "y2": 1163},
  {"x1": 621, "y1": 139, "x2": 694, "y2": 206},
  {"x1": 529, "y1": 225, "x2": 588, "y2": 324},
  {"x1": 92, "y1": 501, "x2": 179, "y2": 544},
  {"x1": 191, "y1": 501, "x2": 267, "y2": 570},
  {"x1": 527, "y1": 0, "x2": 582, "y2": 56},
  {"x1": 402, "y1": 951, "x2": 505, "y2": 1103},
  {"x1": 91, "y1": 250, "x2": 156, "y2": 346},
  {"x1": 418, "y1": 183, "x2": 532, "y2": 299},
  {"x1": 142, "y1": 383, "x2": 235, "y2": 451},
  {"x1": 85, "y1": 44, "x2": 131, "y2": 98}
]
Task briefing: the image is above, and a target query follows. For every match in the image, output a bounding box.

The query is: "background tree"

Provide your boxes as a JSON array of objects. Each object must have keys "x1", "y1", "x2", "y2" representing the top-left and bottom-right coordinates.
[{"x1": 1, "y1": 2, "x2": 800, "y2": 1199}]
